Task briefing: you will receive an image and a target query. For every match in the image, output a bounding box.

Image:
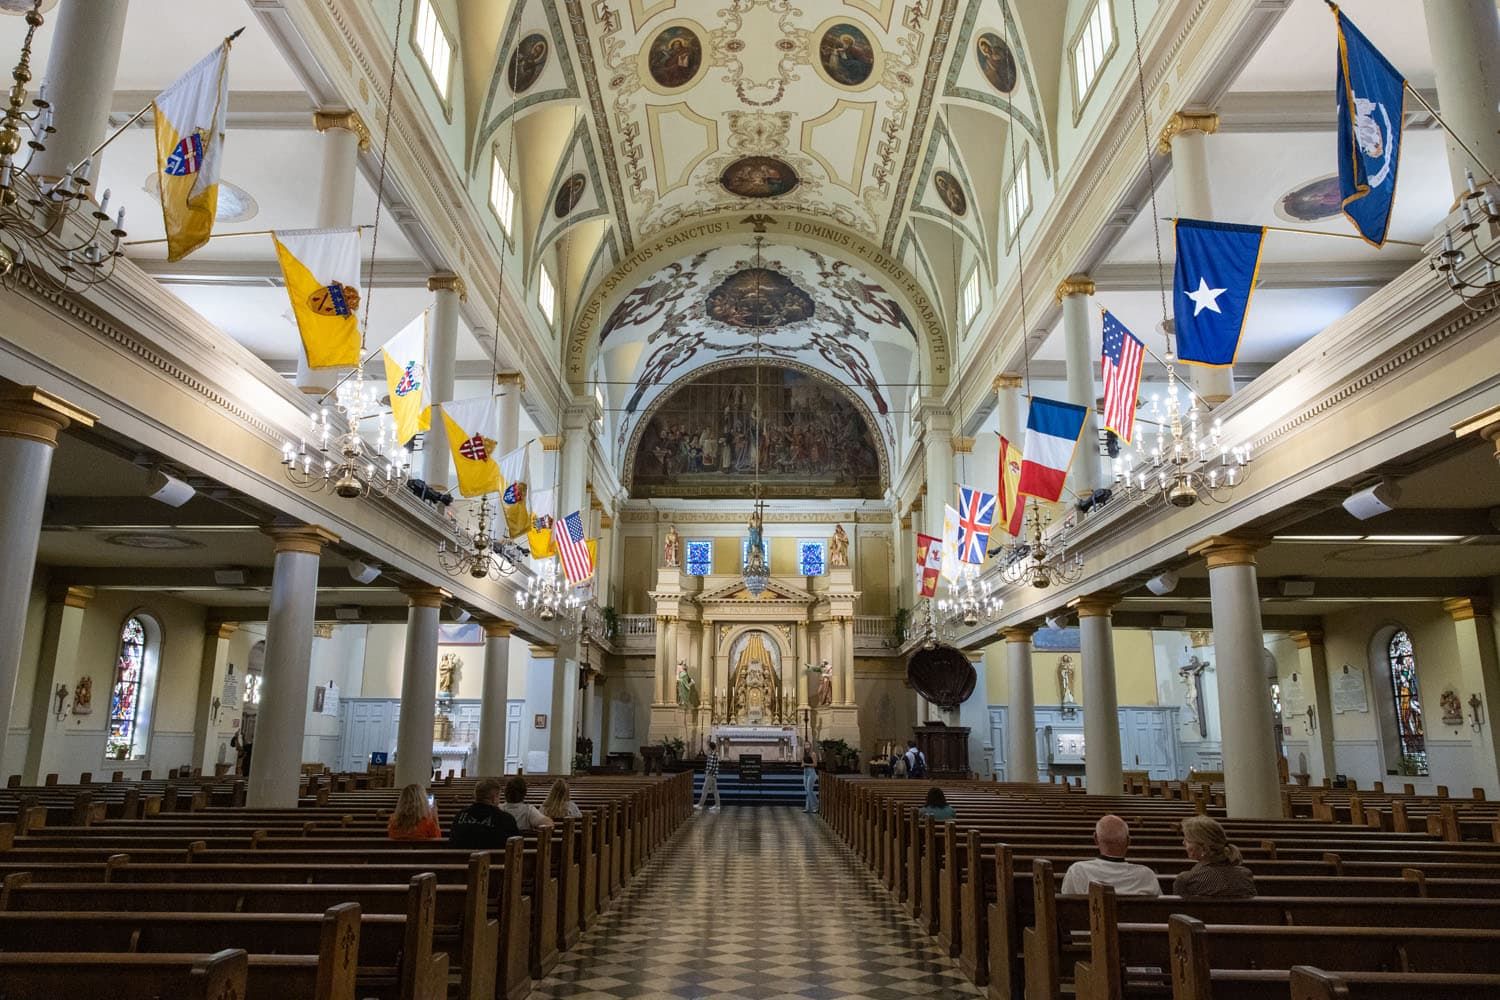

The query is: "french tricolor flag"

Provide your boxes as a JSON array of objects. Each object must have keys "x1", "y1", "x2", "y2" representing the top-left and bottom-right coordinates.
[{"x1": 1017, "y1": 397, "x2": 1089, "y2": 503}]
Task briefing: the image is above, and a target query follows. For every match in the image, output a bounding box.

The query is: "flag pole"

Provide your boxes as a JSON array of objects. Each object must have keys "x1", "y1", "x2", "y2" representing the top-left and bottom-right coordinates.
[
  {"x1": 1159, "y1": 217, "x2": 1423, "y2": 247},
  {"x1": 1402, "y1": 82, "x2": 1500, "y2": 185},
  {"x1": 123, "y1": 224, "x2": 373, "y2": 247}
]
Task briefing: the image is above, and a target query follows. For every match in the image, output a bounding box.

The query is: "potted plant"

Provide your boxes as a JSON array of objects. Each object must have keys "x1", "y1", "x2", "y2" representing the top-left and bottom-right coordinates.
[
  {"x1": 661, "y1": 736, "x2": 685, "y2": 765},
  {"x1": 600, "y1": 605, "x2": 619, "y2": 641},
  {"x1": 890, "y1": 607, "x2": 910, "y2": 648},
  {"x1": 817, "y1": 738, "x2": 857, "y2": 773}
]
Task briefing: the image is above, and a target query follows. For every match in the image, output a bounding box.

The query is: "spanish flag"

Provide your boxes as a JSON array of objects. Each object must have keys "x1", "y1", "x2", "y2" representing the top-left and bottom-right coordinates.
[
  {"x1": 273, "y1": 228, "x2": 363, "y2": 370},
  {"x1": 379, "y1": 312, "x2": 429, "y2": 445},
  {"x1": 527, "y1": 488, "x2": 556, "y2": 560},
  {"x1": 998, "y1": 434, "x2": 1025, "y2": 538},
  {"x1": 441, "y1": 396, "x2": 501, "y2": 497},
  {"x1": 498, "y1": 444, "x2": 531, "y2": 538},
  {"x1": 153, "y1": 39, "x2": 233, "y2": 262}
]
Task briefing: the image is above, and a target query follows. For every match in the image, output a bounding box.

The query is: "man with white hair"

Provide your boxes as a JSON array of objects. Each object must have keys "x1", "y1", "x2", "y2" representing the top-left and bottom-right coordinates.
[{"x1": 1060, "y1": 814, "x2": 1162, "y2": 896}]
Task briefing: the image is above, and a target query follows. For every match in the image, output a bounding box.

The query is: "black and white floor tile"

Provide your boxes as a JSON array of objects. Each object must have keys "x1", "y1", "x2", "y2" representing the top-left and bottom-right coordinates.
[{"x1": 529, "y1": 807, "x2": 981, "y2": 1000}]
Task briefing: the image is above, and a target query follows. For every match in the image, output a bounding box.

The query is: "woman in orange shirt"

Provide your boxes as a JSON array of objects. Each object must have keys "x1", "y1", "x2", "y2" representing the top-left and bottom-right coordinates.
[{"x1": 387, "y1": 783, "x2": 442, "y2": 841}]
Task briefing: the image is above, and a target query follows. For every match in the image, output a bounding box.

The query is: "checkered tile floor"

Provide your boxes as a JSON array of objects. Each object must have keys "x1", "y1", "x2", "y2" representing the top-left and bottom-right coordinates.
[{"x1": 529, "y1": 807, "x2": 981, "y2": 999}]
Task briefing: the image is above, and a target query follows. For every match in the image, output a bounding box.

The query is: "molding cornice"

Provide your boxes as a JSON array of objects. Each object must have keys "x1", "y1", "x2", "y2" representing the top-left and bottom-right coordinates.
[{"x1": 1156, "y1": 110, "x2": 1220, "y2": 155}]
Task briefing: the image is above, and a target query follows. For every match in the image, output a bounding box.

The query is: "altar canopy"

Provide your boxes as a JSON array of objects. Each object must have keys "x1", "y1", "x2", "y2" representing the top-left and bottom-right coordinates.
[{"x1": 729, "y1": 630, "x2": 787, "y2": 724}]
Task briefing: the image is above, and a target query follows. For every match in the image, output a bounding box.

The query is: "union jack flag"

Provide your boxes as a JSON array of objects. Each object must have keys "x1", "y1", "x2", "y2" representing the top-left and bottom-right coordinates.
[
  {"x1": 956, "y1": 484, "x2": 996, "y2": 565},
  {"x1": 458, "y1": 434, "x2": 489, "y2": 462},
  {"x1": 553, "y1": 509, "x2": 594, "y2": 584},
  {"x1": 394, "y1": 361, "x2": 420, "y2": 397},
  {"x1": 164, "y1": 130, "x2": 204, "y2": 176}
]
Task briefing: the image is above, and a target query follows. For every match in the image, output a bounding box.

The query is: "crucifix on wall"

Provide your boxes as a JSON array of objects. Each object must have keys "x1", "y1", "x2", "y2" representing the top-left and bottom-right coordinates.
[{"x1": 1179, "y1": 652, "x2": 1210, "y2": 739}]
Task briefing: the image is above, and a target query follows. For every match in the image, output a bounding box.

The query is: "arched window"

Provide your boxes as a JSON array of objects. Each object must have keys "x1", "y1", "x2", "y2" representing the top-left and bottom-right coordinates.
[
  {"x1": 1386, "y1": 629, "x2": 1428, "y2": 776},
  {"x1": 107, "y1": 613, "x2": 161, "y2": 761}
]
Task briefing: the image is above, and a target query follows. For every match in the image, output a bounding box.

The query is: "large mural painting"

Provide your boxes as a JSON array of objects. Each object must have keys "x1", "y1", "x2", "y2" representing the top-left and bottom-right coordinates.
[{"x1": 627, "y1": 364, "x2": 884, "y2": 499}]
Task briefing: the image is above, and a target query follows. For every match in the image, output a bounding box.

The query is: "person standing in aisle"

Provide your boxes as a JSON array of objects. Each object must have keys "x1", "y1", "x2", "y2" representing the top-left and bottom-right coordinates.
[
  {"x1": 802, "y1": 748, "x2": 819, "y2": 813},
  {"x1": 695, "y1": 739, "x2": 722, "y2": 812}
]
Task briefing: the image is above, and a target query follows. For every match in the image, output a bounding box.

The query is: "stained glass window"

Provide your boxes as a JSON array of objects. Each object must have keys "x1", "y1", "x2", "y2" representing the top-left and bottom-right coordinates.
[
  {"x1": 684, "y1": 539, "x2": 712, "y2": 577},
  {"x1": 107, "y1": 617, "x2": 147, "y2": 760},
  {"x1": 799, "y1": 540, "x2": 826, "y2": 577},
  {"x1": 1387, "y1": 629, "x2": 1428, "y2": 776}
]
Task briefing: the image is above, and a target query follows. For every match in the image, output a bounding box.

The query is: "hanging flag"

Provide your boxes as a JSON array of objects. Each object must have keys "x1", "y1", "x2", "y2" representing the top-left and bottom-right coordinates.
[
  {"x1": 274, "y1": 227, "x2": 364, "y2": 369},
  {"x1": 1100, "y1": 310, "x2": 1145, "y2": 443},
  {"x1": 153, "y1": 39, "x2": 233, "y2": 261},
  {"x1": 956, "y1": 485, "x2": 996, "y2": 565},
  {"x1": 553, "y1": 510, "x2": 595, "y2": 584},
  {"x1": 940, "y1": 504, "x2": 961, "y2": 583},
  {"x1": 1172, "y1": 218, "x2": 1265, "y2": 368},
  {"x1": 440, "y1": 396, "x2": 501, "y2": 497},
  {"x1": 915, "y1": 533, "x2": 942, "y2": 598},
  {"x1": 1333, "y1": 5, "x2": 1405, "y2": 247},
  {"x1": 379, "y1": 312, "x2": 429, "y2": 445},
  {"x1": 1017, "y1": 397, "x2": 1088, "y2": 503},
  {"x1": 527, "y1": 488, "x2": 556, "y2": 559},
  {"x1": 498, "y1": 445, "x2": 531, "y2": 538},
  {"x1": 997, "y1": 435, "x2": 1024, "y2": 537}
]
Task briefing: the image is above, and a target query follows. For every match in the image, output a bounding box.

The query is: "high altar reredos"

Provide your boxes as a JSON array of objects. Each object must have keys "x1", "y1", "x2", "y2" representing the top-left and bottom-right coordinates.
[{"x1": 647, "y1": 563, "x2": 862, "y2": 758}]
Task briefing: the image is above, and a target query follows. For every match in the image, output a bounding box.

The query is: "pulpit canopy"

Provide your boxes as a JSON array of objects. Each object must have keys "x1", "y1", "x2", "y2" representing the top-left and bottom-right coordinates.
[{"x1": 906, "y1": 644, "x2": 976, "y2": 711}]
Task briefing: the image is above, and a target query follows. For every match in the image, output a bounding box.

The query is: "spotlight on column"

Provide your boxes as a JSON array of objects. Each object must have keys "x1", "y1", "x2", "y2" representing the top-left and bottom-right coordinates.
[
  {"x1": 451, "y1": 607, "x2": 472, "y2": 623},
  {"x1": 1045, "y1": 613, "x2": 1073, "y2": 630},
  {"x1": 347, "y1": 560, "x2": 381, "y2": 585},
  {"x1": 334, "y1": 606, "x2": 361, "y2": 622},
  {"x1": 1342, "y1": 479, "x2": 1401, "y2": 520},
  {"x1": 145, "y1": 468, "x2": 195, "y2": 507},
  {"x1": 1159, "y1": 613, "x2": 1189, "y2": 628},
  {"x1": 212, "y1": 568, "x2": 247, "y2": 586},
  {"x1": 1145, "y1": 569, "x2": 1180, "y2": 596}
]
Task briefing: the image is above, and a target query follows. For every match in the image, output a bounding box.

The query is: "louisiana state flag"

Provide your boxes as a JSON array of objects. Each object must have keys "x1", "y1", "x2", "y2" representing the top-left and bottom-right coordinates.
[
  {"x1": 274, "y1": 228, "x2": 363, "y2": 369},
  {"x1": 379, "y1": 312, "x2": 429, "y2": 445},
  {"x1": 1333, "y1": 5, "x2": 1405, "y2": 247},
  {"x1": 498, "y1": 444, "x2": 531, "y2": 538},
  {"x1": 441, "y1": 396, "x2": 501, "y2": 497},
  {"x1": 153, "y1": 39, "x2": 233, "y2": 261},
  {"x1": 527, "y1": 488, "x2": 556, "y2": 559}
]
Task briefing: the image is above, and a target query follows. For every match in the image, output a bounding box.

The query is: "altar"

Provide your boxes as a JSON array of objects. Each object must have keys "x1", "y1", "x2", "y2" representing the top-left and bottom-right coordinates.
[{"x1": 711, "y1": 725, "x2": 800, "y2": 762}]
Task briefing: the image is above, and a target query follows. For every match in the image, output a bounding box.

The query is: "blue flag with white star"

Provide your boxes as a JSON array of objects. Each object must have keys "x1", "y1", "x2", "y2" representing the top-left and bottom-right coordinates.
[
  {"x1": 1172, "y1": 218, "x2": 1264, "y2": 368},
  {"x1": 1333, "y1": 5, "x2": 1405, "y2": 247}
]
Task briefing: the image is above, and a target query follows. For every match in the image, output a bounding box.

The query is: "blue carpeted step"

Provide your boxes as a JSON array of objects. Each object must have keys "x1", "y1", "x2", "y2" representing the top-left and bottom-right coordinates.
[{"x1": 691, "y1": 769, "x2": 813, "y2": 806}]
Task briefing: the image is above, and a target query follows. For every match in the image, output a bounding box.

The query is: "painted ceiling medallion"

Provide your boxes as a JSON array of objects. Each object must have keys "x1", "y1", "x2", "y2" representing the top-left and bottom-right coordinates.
[
  {"x1": 705, "y1": 268, "x2": 815, "y2": 328},
  {"x1": 720, "y1": 156, "x2": 800, "y2": 199},
  {"x1": 933, "y1": 170, "x2": 967, "y2": 216},
  {"x1": 1277, "y1": 175, "x2": 1344, "y2": 222},
  {"x1": 819, "y1": 22, "x2": 875, "y2": 87},
  {"x1": 554, "y1": 173, "x2": 587, "y2": 218},
  {"x1": 105, "y1": 533, "x2": 205, "y2": 551},
  {"x1": 507, "y1": 33, "x2": 548, "y2": 94},
  {"x1": 647, "y1": 25, "x2": 702, "y2": 90},
  {"x1": 976, "y1": 32, "x2": 1018, "y2": 93}
]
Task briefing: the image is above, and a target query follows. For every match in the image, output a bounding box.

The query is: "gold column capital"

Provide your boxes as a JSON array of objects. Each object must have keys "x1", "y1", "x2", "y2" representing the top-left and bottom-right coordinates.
[
  {"x1": 0, "y1": 385, "x2": 96, "y2": 445},
  {"x1": 1444, "y1": 596, "x2": 1492, "y2": 622},
  {"x1": 483, "y1": 619, "x2": 516, "y2": 638},
  {"x1": 401, "y1": 585, "x2": 451, "y2": 609},
  {"x1": 1189, "y1": 628, "x2": 1214, "y2": 648},
  {"x1": 1070, "y1": 592, "x2": 1120, "y2": 617},
  {"x1": 529, "y1": 643, "x2": 559, "y2": 657},
  {"x1": 263, "y1": 524, "x2": 340, "y2": 556},
  {"x1": 1292, "y1": 629, "x2": 1324, "y2": 650},
  {"x1": 206, "y1": 620, "x2": 239, "y2": 641},
  {"x1": 951, "y1": 435, "x2": 975, "y2": 454},
  {"x1": 992, "y1": 373, "x2": 1024, "y2": 391},
  {"x1": 1157, "y1": 110, "x2": 1220, "y2": 155},
  {"x1": 1188, "y1": 534, "x2": 1267, "y2": 569},
  {"x1": 312, "y1": 109, "x2": 372, "y2": 150},
  {"x1": 600, "y1": 513, "x2": 615, "y2": 529},
  {"x1": 426, "y1": 273, "x2": 469, "y2": 301},
  {"x1": 312, "y1": 622, "x2": 335, "y2": 639},
  {"x1": 540, "y1": 434, "x2": 563, "y2": 451},
  {"x1": 1001, "y1": 624, "x2": 1037, "y2": 643},
  {"x1": 47, "y1": 584, "x2": 95, "y2": 609},
  {"x1": 899, "y1": 514, "x2": 912, "y2": 530},
  {"x1": 496, "y1": 371, "x2": 526, "y2": 391},
  {"x1": 1053, "y1": 275, "x2": 1096, "y2": 303}
]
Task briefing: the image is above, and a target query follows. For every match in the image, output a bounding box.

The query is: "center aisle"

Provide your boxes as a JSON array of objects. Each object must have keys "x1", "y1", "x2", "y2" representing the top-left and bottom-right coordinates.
[{"x1": 531, "y1": 806, "x2": 982, "y2": 999}]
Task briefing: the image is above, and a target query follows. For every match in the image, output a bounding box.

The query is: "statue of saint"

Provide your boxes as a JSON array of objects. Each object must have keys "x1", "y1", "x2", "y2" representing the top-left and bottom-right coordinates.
[
  {"x1": 829, "y1": 524, "x2": 849, "y2": 568},
  {"x1": 1057, "y1": 655, "x2": 1076, "y2": 706},
  {"x1": 663, "y1": 525, "x2": 681, "y2": 568},
  {"x1": 72, "y1": 676, "x2": 93, "y2": 715},
  {"x1": 438, "y1": 654, "x2": 462, "y2": 698},
  {"x1": 746, "y1": 508, "x2": 764, "y2": 562},
  {"x1": 815, "y1": 659, "x2": 834, "y2": 707},
  {"x1": 675, "y1": 660, "x2": 698, "y2": 708}
]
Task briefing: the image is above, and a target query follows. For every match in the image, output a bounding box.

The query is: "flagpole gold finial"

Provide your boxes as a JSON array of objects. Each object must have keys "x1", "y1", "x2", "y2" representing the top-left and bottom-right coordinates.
[
  {"x1": 313, "y1": 109, "x2": 372, "y2": 152},
  {"x1": 1054, "y1": 276, "x2": 1095, "y2": 303},
  {"x1": 1157, "y1": 111, "x2": 1220, "y2": 156}
]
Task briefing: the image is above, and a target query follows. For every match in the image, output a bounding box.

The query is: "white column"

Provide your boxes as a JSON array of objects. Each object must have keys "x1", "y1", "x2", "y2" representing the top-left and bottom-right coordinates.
[
  {"x1": 1294, "y1": 629, "x2": 1336, "y2": 786},
  {"x1": 0, "y1": 389, "x2": 93, "y2": 782},
  {"x1": 249, "y1": 526, "x2": 337, "y2": 807},
  {"x1": 559, "y1": 399, "x2": 597, "y2": 516},
  {"x1": 525, "y1": 644, "x2": 558, "y2": 772},
  {"x1": 841, "y1": 615, "x2": 856, "y2": 706},
  {"x1": 296, "y1": 112, "x2": 368, "y2": 393},
  {"x1": 475, "y1": 620, "x2": 515, "y2": 775},
  {"x1": 796, "y1": 624, "x2": 809, "y2": 708},
  {"x1": 993, "y1": 374, "x2": 1023, "y2": 448},
  {"x1": 828, "y1": 623, "x2": 845, "y2": 704},
  {"x1": 1159, "y1": 112, "x2": 1232, "y2": 405},
  {"x1": 33, "y1": 0, "x2": 130, "y2": 182},
  {"x1": 1004, "y1": 626, "x2": 1038, "y2": 782},
  {"x1": 1056, "y1": 278, "x2": 1100, "y2": 499},
  {"x1": 918, "y1": 401, "x2": 954, "y2": 538},
  {"x1": 395, "y1": 586, "x2": 446, "y2": 788},
  {"x1": 1073, "y1": 593, "x2": 1122, "y2": 795},
  {"x1": 421, "y1": 275, "x2": 465, "y2": 492},
  {"x1": 22, "y1": 585, "x2": 95, "y2": 783},
  {"x1": 1422, "y1": 0, "x2": 1500, "y2": 195},
  {"x1": 1444, "y1": 598, "x2": 1500, "y2": 795},
  {"x1": 549, "y1": 657, "x2": 580, "y2": 772},
  {"x1": 190, "y1": 621, "x2": 238, "y2": 776},
  {"x1": 1191, "y1": 537, "x2": 1280, "y2": 817},
  {"x1": 496, "y1": 370, "x2": 522, "y2": 448}
]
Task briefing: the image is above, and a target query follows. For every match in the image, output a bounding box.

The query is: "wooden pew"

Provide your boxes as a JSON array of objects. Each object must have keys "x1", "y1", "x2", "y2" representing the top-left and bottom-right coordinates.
[
  {"x1": 0, "y1": 948, "x2": 250, "y2": 1000},
  {"x1": 1288, "y1": 964, "x2": 1500, "y2": 1000}
]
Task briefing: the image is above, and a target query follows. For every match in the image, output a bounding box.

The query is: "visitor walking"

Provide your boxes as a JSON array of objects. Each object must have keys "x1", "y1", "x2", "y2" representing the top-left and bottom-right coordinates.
[{"x1": 695, "y1": 739, "x2": 722, "y2": 812}]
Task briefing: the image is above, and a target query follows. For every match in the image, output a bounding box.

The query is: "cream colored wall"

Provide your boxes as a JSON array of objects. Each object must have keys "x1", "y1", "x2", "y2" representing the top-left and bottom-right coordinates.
[
  {"x1": 1321, "y1": 602, "x2": 1457, "y2": 744},
  {"x1": 982, "y1": 628, "x2": 1159, "y2": 708},
  {"x1": 357, "y1": 624, "x2": 526, "y2": 700}
]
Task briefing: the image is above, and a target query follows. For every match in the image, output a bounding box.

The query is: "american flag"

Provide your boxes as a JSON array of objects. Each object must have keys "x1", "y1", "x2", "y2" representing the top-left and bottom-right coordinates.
[
  {"x1": 956, "y1": 485, "x2": 996, "y2": 565},
  {"x1": 1100, "y1": 309, "x2": 1145, "y2": 444},
  {"x1": 552, "y1": 509, "x2": 594, "y2": 584}
]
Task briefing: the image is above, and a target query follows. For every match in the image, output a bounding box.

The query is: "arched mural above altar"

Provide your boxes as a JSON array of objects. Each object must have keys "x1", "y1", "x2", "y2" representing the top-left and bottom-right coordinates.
[{"x1": 626, "y1": 363, "x2": 885, "y2": 499}]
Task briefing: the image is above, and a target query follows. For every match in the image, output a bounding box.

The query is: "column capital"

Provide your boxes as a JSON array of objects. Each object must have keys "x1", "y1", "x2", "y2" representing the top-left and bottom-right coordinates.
[
  {"x1": 401, "y1": 584, "x2": 451, "y2": 609},
  {"x1": 912, "y1": 396, "x2": 951, "y2": 431},
  {"x1": 1189, "y1": 628, "x2": 1214, "y2": 648},
  {"x1": 312, "y1": 109, "x2": 372, "y2": 150},
  {"x1": 1156, "y1": 110, "x2": 1220, "y2": 155},
  {"x1": 1069, "y1": 591, "x2": 1120, "y2": 617},
  {"x1": 482, "y1": 618, "x2": 516, "y2": 638},
  {"x1": 992, "y1": 373, "x2": 1024, "y2": 391},
  {"x1": 951, "y1": 435, "x2": 975, "y2": 454},
  {"x1": 1053, "y1": 274, "x2": 1096, "y2": 302},
  {"x1": 0, "y1": 385, "x2": 96, "y2": 445},
  {"x1": 1292, "y1": 629, "x2": 1324, "y2": 650},
  {"x1": 47, "y1": 583, "x2": 95, "y2": 609},
  {"x1": 1001, "y1": 624, "x2": 1038, "y2": 643},
  {"x1": 1188, "y1": 535, "x2": 1267, "y2": 569},
  {"x1": 529, "y1": 643, "x2": 559, "y2": 657},
  {"x1": 312, "y1": 623, "x2": 335, "y2": 639},
  {"x1": 263, "y1": 524, "x2": 340, "y2": 556},
  {"x1": 1453, "y1": 404, "x2": 1500, "y2": 462},
  {"x1": 205, "y1": 620, "x2": 239, "y2": 641},
  {"x1": 539, "y1": 434, "x2": 563, "y2": 451},
  {"x1": 1444, "y1": 596, "x2": 1492, "y2": 622},
  {"x1": 563, "y1": 396, "x2": 603, "y2": 430},
  {"x1": 899, "y1": 513, "x2": 912, "y2": 530},
  {"x1": 426, "y1": 273, "x2": 468, "y2": 301},
  {"x1": 599, "y1": 513, "x2": 615, "y2": 529},
  {"x1": 495, "y1": 370, "x2": 525, "y2": 390}
]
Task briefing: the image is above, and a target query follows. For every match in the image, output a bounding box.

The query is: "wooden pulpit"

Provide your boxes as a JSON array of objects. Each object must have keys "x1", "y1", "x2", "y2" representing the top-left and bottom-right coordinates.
[{"x1": 915, "y1": 725, "x2": 971, "y2": 779}]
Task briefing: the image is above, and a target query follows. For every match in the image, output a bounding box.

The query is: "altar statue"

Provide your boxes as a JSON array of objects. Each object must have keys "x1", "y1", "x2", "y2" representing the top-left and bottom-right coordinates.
[
  {"x1": 745, "y1": 507, "x2": 764, "y2": 562},
  {"x1": 1058, "y1": 654, "x2": 1076, "y2": 706},
  {"x1": 675, "y1": 660, "x2": 698, "y2": 708},
  {"x1": 729, "y1": 632, "x2": 781, "y2": 723},
  {"x1": 743, "y1": 660, "x2": 768, "y2": 723},
  {"x1": 813, "y1": 659, "x2": 833, "y2": 707},
  {"x1": 829, "y1": 524, "x2": 849, "y2": 568},
  {"x1": 663, "y1": 525, "x2": 681, "y2": 568}
]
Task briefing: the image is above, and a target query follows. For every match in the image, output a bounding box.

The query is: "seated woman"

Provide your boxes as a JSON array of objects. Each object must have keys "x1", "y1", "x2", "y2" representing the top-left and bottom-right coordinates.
[
  {"x1": 542, "y1": 778, "x2": 583, "y2": 820},
  {"x1": 918, "y1": 786, "x2": 956, "y2": 821},
  {"x1": 1173, "y1": 815, "x2": 1256, "y2": 898},
  {"x1": 387, "y1": 783, "x2": 441, "y2": 841}
]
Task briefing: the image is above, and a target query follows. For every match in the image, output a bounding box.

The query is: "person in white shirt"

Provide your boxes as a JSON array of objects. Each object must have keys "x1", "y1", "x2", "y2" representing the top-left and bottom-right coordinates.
[
  {"x1": 1060, "y1": 814, "x2": 1162, "y2": 897},
  {"x1": 499, "y1": 776, "x2": 554, "y2": 831}
]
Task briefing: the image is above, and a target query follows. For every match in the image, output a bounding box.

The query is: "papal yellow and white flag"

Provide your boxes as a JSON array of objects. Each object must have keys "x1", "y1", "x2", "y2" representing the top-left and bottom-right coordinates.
[
  {"x1": 441, "y1": 396, "x2": 501, "y2": 498},
  {"x1": 379, "y1": 312, "x2": 429, "y2": 445},
  {"x1": 154, "y1": 38, "x2": 234, "y2": 261},
  {"x1": 498, "y1": 444, "x2": 531, "y2": 538},
  {"x1": 940, "y1": 503, "x2": 962, "y2": 583},
  {"x1": 274, "y1": 227, "x2": 363, "y2": 370},
  {"x1": 527, "y1": 487, "x2": 556, "y2": 560}
]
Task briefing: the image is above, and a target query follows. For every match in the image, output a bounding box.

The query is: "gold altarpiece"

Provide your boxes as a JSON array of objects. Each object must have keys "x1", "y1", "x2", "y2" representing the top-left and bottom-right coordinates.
[{"x1": 648, "y1": 566, "x2": 861, "y2": 757}]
